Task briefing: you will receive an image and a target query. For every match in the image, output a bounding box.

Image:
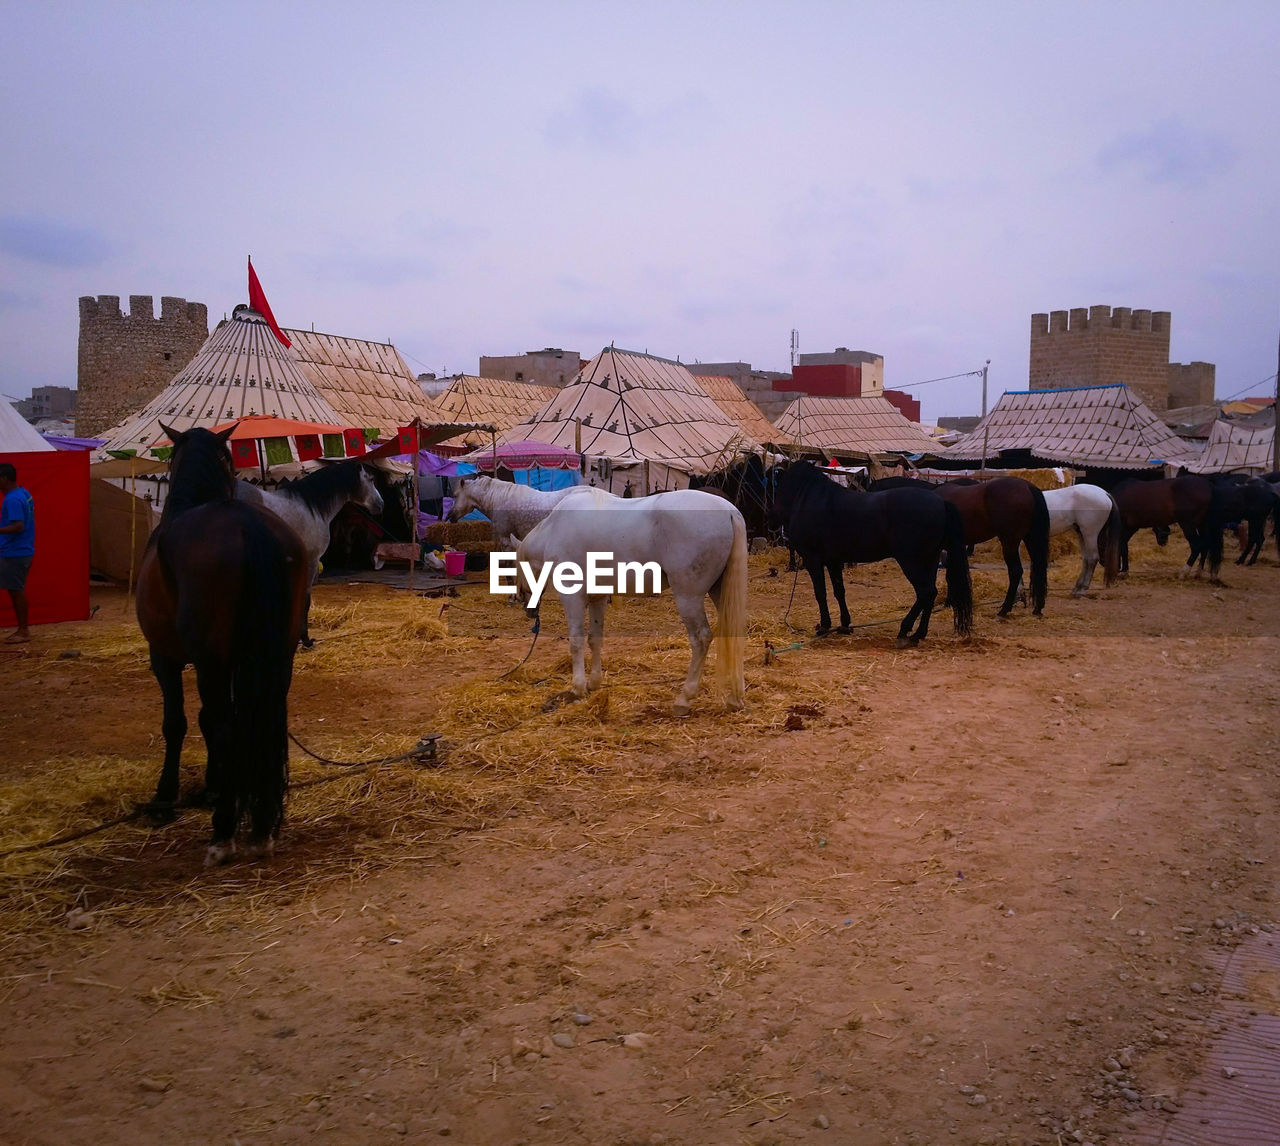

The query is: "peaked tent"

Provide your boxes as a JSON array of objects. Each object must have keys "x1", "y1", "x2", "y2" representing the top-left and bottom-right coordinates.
[
  {"x1": 497, "y1": 347, "x2": 758, "y2": 475},
  {"x1": 282, "y1": 327, "x2": 439, "y2": 435},
  {"x1": 3, "y1": 399, "x2": 55, "y2": 452},
  {"x1": 434, "y1": 376, "x2": 558, "y2": 447},
  {"x1": 771, "y1": 394, "x2": 936, "y2": 457},
  {"x1": 942, "y1": 384, "x2": 1198, "y2": 469},
  {"x1": 693, "y1": 375, "x2": 787, "y2": 449},
  {"x1": 96, "y1": 305, "x2": 345, "y2": 458},
  {"x1": 1186, "y1": 416, "x2": 1276, "y2": 474}
]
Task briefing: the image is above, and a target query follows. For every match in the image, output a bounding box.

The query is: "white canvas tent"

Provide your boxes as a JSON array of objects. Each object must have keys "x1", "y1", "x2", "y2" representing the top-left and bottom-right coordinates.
[
  {"x1": 942, "y1": 384, "x2": 1197, "y2": 469},
  {"x1": 498, "y1": 347, "x2": 760, "y2": 480},
  {"x1": 771, "y1": 394, "x2": 936, "y2": 457},
  {"x1": 96, "y1": 305, "x2": 345, "y2": 457},
  {"x1": 1186, "y1": 417, "x2": 1276, "y2": 474},
  {"x1": 2, "y1": 399, "x2": 55, "y2": 452}
]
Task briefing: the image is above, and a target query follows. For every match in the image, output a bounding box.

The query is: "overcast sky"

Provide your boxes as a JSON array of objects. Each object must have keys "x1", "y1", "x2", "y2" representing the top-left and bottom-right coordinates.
[{"x1": 2, "y1": 0, "x2": 1277, "y2": 421}]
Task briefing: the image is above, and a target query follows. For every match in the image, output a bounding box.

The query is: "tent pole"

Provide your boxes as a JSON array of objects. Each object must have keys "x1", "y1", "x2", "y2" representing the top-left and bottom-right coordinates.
[
  {"x1": 409, "y1": 420, "x2": 420, "y2": 593},
  {"x1": 125, "y1": 455, "x2": 138, "y2": 612}
]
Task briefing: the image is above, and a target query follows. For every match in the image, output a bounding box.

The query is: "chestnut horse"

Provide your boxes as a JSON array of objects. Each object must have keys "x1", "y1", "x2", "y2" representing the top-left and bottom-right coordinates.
[
  {"x1": 136, "y1": 425, "x2": 309, "y2": 866},
  {"x1": 1112, "y1": 475, "x2": 1223, "y2": 579}
]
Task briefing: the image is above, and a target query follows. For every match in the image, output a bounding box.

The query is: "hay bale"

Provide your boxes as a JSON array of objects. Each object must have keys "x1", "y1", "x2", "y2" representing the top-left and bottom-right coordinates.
[{"x1": 422, "y1": 521, "x2": 493, "y2": 547}]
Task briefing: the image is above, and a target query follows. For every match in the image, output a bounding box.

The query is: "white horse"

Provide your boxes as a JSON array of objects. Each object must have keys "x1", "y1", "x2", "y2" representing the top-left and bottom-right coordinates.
[
  {"x1": 1043, "y1": 484, "x2": 1121, "y2": 595},
  {"x1": 236, "y1": 461, "x2": 383, "y2": 646},
  {"x1": 515, "y1": 487, "x2": 748, "y2": 714},
  {"x1": 446, "y1": 474, "x2": 588, "y2": 545}
]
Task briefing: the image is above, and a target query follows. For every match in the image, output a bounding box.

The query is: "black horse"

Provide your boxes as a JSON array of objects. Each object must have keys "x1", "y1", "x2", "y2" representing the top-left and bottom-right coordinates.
[
  {"x1": 136, "y1": 425, "x2": 309, "y2": 865},
  {"x1": 769, "y1": 461, "x2": 973, "y2": 645},
  {"x1": 1211, "y1": 475, "x2": 1280, "y2": 565}
]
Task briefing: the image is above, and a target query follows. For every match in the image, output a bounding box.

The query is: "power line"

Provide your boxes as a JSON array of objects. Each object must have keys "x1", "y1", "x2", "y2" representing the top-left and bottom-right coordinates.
[
  {"x1": 891, "y1": 368, "x2": 986, "y2": 391},
  {"x1": 1216, "y1": 371, "x2": 1277, "y2": 403}
]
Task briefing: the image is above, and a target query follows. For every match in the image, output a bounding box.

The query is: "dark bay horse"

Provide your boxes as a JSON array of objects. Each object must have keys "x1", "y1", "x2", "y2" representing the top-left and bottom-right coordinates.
[
  {"x1": 932, "y1": 478, "x2": 1051, "y2": 616},
  {"x1": 136, "y1": 425, "x2": 309, "y2": 866},
  {"x1": 770, "y1": 461, "x2": 973, "y2": 645},
  {"x1": 1112, "y1": 475, "x2": 1223, "y2": 579}
]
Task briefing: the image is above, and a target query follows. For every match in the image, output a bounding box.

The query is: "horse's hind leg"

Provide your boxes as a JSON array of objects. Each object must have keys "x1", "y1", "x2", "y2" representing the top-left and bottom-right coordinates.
[
  {"x1": 802, "y1": 553, "x2": 833, "y2": 635},
  {"x1": 586, "y1": 598, "x2": 607, "y2": 691},
  {"x1": 195, "y1": 663, "x2": 239, "y2": 865},
  {"x1": 299, "y1": 590, "x2": 315, "y2": 649},
  {"x1": 672, "y1": 593, "x2": 713, "y2": 716},
  {"x1": 998, "y1": 538, "x2": 1023, "y2": 616},
  {"x1": 145, "y1": 651, "x2": 186, "y2": 823},
  {"x1": 894, "y1": 560, "x2": 936, "y2": 646},
  {"x1": 1074, "y1": 524, "x2": 1097, "y2": 595}
]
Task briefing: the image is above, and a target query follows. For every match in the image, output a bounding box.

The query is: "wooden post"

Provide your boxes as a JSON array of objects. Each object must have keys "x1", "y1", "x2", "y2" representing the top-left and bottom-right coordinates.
[
  {"x1": 979, "y1": 360, "x2": 991, "y2": 474},
  {"x1": 643, "y1": 458, "x2": 650, "y2": 496},
  {"x1": 408, "y1": 420, "x2": 420, "y2": 592},
  {"x1": 1273, "y1": 324, "x2": 1279, "y2": 474}
]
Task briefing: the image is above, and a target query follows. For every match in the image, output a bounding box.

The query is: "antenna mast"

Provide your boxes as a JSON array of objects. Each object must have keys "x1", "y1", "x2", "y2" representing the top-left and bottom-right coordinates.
[{"x1": 790, "y1": 329, "x2": 799, "y2": 369}]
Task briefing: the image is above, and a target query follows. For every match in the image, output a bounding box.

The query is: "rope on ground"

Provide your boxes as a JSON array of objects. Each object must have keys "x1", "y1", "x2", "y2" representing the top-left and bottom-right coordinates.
[
  {"x1": 0, "y1": 810, "x2": 144, "y2": 859},
  {"x1": 286, "y1": 730, "x2": 441, "y2": 768},
  {"x1": 497, "y1": 614, "x2": 542, "y2": 680}
]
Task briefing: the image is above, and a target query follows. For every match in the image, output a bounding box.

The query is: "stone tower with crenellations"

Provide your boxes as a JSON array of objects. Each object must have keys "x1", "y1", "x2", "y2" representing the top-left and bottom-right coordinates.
[
  {"x1": 1030, "y1": 305, "x2": 1175, "y2": 411},
  {"x1": 76, "y1": 294, "x2": 209, "y2": 436}
]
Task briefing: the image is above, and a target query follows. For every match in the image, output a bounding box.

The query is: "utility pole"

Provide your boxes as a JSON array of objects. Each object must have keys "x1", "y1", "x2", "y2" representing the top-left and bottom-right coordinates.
[
  {"x1": 980, "y1": 360, "x2": 991, "y2": 473},
  {"x1": 1273, "y1": 323, "x2": 1279, "y2": 474}
]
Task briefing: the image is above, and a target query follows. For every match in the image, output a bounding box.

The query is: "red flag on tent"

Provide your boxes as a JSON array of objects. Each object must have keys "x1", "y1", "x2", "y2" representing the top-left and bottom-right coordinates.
[
  {"x1": 829, "y1": 457, "x2": 840, "y2": 468},
  {"x1": 342, "y1": 427, "x2": 366, "y2": 456},
  {"x1": 295, "y1": 434, "x2": 322, "y2": 462},
  {"x1": 247, "y1": 258, "x2": 292, "y2": 349},
  {"x1": 396, "y1": 425, "x2": 418, "y2": 454},
  {"x1": 231, "y1": 439, "x2": 260, "y2": 469}
]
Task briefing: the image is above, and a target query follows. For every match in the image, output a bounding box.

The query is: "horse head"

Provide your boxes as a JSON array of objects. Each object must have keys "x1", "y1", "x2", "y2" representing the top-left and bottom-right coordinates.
[
  {"x1": 767, "y1": 460, "x2": 821, "y2": 528},
  {"x1": 446, "y1": 475, "x2": 484, "y2": 522},
  {"x1": 355, "y1": 465, "x2": 384, "y2": 515},
  {"x1": 159, "y1": 423, "x2": 236, "y2": 509}
]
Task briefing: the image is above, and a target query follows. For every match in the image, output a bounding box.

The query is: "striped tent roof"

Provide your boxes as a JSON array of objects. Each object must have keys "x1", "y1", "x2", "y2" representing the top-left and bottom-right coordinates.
[
  {"x1": 282, "y1": 326, "x2": 438, "y2": 434},
  {"x1": 497, "y1": 347, "x2": 757, "y2": 474},
  {"x1": 1186, "y1": 417, "x2": 1276, "y2": 474},
  {"x1": 434, "y1": 376, "x2": 558, "y2": 447},
  {"x1": 943, "y1": 384, "x2": 1197, "y2": 469},
  {"x1": 97, "y1": 306, "x2": 344, "y2": 457},
  {"x1": 771, "y1": 395, "x2": 936, "y2": 457},
  {"x1": 2, "y1": 396, "x2": 55, "y2": 452},
  {"x1": 693, "y1": 375, "x2": 787, "y2": 448}
]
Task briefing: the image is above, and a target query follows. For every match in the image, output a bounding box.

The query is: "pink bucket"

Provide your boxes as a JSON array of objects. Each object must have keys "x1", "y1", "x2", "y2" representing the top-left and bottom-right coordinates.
[{"x1": 443, "y1": 550, "x2": 466, "y2": 577}]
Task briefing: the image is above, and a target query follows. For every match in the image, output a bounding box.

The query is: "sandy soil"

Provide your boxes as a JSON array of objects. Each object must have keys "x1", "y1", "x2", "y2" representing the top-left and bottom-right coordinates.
[{"x1": 1, "y1": 532, "x2": 1278, "y2": 1146}]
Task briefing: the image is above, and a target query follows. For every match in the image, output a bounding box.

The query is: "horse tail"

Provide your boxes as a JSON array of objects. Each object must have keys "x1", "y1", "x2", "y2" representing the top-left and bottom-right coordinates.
[
  {"x1": 1027, "y1": 486, "x2": 1051, "y2": 614},
  {"x1": 942, "y1": 501, "x2": 973, "y2": 637},
  {"x1": 230, "y1": 512, "x2": 296, "y2": 840},
  {"x1": 1204, "y1": 481, "x2": 1226, "y2": 578},
  {"x1": 1100, "y1": 495, "x2": 1122, "y2": 587},
  {"x1": 714, "y1": 508, "x2": 748, "y2": 709}
]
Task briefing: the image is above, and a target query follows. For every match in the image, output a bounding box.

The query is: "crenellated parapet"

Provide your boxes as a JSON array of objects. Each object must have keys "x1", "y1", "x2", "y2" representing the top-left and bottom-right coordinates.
[
  {"x1": 1029, "y1": 303, "x2": 1174, "y2": 411},
  {"x1": 76, "y1": 293, "x2": 209, "y2": 436}
]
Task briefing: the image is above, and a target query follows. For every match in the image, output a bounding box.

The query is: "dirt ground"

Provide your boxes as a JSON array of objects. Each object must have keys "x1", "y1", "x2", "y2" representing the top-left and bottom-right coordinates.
[{"x1": 1, "y1": 531, "x2": 1278, "y2": 1146}]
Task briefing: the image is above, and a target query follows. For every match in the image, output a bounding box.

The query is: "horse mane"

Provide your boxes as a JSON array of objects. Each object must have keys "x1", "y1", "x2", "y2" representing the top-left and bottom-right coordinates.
[
  {"x1": 277, "y1": 461, "x2": 365, "y2": 513},
  {"x1": 165, "y1": 429, "x2": 235, "y2": 515}
]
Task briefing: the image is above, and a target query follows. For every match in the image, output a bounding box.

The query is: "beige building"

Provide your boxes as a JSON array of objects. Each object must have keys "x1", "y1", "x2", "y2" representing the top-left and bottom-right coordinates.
[{"x1": 478, "y1": 347, "x2": 582, "y2": 388}]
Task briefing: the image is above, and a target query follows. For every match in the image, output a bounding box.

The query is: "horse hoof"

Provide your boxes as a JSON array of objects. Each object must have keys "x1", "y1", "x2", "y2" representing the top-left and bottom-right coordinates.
[
  {"x1": 204, "y1": 840, "x2": 236, "y2": 868},
  {"x1": 836, "y1": 625, "x2": 852, "y2": 635},
  {"x1": 140, "y1": 800, "x2": 176, "y2": 827},
  {"x1": 815, "y1": 625, "x2": 831, "y2": 637},
  {"x1": 300, "y1": 637, "x2": 316, "y2": 650},
  {"x1": 895, "y1": 637, "x2": 911, "y2": 649},
  {"x1": 242, "y1": 837, "x2": 275, "y2": 863},
  {"x1": 671, "y1": 700, "x2": 693, "y2": 717}
]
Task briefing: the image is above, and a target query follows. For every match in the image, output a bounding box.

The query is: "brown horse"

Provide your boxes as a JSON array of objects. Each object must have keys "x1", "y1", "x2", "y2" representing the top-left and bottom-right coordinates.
[
  {"x1": 935, "y1": 478, "x2": 1051, "y2": 616},
  {"x1": 1112, "y1": 475, "x2": 1223, "y2": 579},
  {"x1": 136, "y1": 425, "x2": 309, "y2": 866}
]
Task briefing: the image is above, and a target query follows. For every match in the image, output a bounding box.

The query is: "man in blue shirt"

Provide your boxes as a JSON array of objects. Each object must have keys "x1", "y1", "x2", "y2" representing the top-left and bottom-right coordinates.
[{"x1": 0, "y1": 462, "x2": 34, "y2": 643}]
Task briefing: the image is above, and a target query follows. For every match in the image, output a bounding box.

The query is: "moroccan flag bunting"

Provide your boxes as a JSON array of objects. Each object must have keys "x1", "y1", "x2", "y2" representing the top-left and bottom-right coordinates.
[
  {"x1": 263, "y1": 437, "x2": 294, "y2": 467},
  {"x1": 296, "y1": 434, "x2": 322, "y2": 461},
  {"x1": 396, "y1": 425, "x2": 418, "y2": 454},
  {"x1": 342, "y1": 428, "x2": 366, "y2": 456},
  {"x1": 231, "y1": 439, "x2": 260, "y2": 469},
  {"x1": 247, "y1": 257, "x2": 293, "y2": 348}
]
